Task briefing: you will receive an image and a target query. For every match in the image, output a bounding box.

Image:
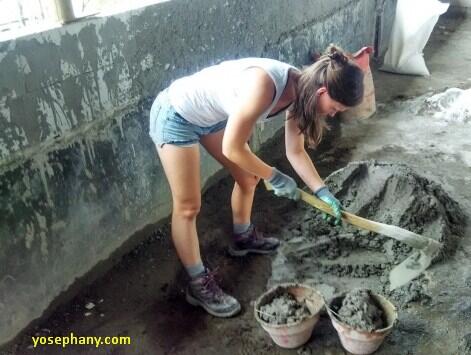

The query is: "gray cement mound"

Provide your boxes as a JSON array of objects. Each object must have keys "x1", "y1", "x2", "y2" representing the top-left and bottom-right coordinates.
[
  {"x1": 259, "y1": 292, "x2": 311, "y2": 325},
  {"x1": 336, "y1": 289, "x2": 384, "y2": 332},
  {"x1": 325, "y1": 160, "x2": 465, "y2": 260},
  {"x1": 270, "y1": 161, "x2": 466, "y2": 306}
]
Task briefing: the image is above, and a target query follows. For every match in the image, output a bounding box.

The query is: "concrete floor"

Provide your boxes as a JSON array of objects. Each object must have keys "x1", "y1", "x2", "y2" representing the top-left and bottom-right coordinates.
[{"x1": 2, "y1": 8, "x2": 471, "y2": 355}]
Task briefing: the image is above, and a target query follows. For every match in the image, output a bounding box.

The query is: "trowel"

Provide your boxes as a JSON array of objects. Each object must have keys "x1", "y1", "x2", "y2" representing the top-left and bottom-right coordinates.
[{"x1": 264, "y1": 182, "x2": 443, "y2": 290}]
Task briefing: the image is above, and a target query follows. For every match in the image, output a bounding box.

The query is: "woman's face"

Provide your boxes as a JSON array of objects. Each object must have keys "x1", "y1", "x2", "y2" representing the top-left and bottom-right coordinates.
[{"x1": 315, "y1": 87, "x2": 348, "y2": 117}]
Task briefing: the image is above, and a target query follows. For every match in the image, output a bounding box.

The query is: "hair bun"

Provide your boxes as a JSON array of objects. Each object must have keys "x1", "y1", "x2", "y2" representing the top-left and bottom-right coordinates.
[{"x1": 328, "y1": 48, "x2": 348, "y2": 65}]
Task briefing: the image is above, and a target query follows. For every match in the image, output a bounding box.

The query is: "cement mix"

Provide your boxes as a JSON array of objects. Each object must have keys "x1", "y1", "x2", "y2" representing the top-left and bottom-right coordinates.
[
  {"x1": 270, "y1": 161, "x2": 466, "y2": 306},
  {"x1": 259, "y1": 292, "x2": 311, "y2": 325},
  {"x1": 336, "y1": 289, "x2": 384, "y2": 332}
]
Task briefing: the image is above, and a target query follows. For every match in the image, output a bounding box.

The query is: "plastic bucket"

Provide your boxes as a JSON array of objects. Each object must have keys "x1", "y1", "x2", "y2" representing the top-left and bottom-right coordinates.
[
  {"x1": 326, "y1": 292, "x2": 397, "y2": 355},
  {"x1": 254, "y1": 283, "x2": 324, "y2": 349}
]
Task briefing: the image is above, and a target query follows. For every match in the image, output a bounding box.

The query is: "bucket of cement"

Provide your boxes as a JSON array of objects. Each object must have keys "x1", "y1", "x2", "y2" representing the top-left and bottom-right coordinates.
[
  {"x1": 254, "y1": 283, "x2": 324, "y2": 349},
  {"x1": 326, "y1": 289, "x2": 397, "y2": 355}
]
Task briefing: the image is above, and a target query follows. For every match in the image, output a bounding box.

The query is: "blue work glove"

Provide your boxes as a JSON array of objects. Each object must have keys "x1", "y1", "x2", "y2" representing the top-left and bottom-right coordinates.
[
  {"x1": 314, "y1": 186, "x2": 342, "y2": 225},
  {"x1": 267, "y1": 168, "x2": 300, "y2": 200}
]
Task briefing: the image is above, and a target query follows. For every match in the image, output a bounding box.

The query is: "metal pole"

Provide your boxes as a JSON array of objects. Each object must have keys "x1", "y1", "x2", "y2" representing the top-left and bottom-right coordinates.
[
  {"x1": 374, "y1": 0, "x2": 386, "y2": 59},
  {"x1": 54, "y1": 0, "x2": 75, "y2": 23}
]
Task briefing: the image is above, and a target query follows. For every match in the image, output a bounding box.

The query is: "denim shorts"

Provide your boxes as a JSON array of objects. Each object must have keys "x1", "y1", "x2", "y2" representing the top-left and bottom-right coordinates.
[{"x1": 149, "y1": 89, "x2": 227, "y2": 147}]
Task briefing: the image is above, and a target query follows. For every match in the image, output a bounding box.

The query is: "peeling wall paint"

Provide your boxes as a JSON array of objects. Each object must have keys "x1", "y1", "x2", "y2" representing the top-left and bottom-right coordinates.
[
  {"x1": 0, "y1": 0, "x2": 391, "y2": 345},
  {"x1": 0, "y1": 16, "x2": 142, "y2": 163}
]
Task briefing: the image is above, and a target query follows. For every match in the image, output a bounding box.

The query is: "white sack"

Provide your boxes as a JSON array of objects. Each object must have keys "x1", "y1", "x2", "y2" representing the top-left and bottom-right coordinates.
[{"x1": 380, "y1": 0, "x2": 449, "y2": 76}]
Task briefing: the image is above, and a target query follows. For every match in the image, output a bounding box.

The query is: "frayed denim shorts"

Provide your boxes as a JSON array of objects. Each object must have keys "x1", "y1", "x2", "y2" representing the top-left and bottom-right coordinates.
[{"x1": 149, "y1": 89, "x2": 227, "y2": 147}]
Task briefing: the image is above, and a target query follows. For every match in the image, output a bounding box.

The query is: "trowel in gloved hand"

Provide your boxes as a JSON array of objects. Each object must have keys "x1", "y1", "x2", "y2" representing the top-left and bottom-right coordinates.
[{"x1": 264, "y1": 182, "x2": 443, "y2": 290}]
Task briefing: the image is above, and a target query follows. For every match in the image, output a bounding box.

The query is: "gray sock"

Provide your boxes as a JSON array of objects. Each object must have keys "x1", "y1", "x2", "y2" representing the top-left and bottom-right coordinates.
[
  {"x1": 233, "y1": 222, "x2": 251, "y2": 234},
  {"x1": 186, "y1": 262, "x2": 205, "y2": 279}
]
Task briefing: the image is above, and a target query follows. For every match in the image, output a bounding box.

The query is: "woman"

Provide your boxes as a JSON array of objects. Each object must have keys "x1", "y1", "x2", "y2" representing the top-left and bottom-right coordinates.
[{"x1": 149, "y1": 45, "x2": 364, "y2": 317}]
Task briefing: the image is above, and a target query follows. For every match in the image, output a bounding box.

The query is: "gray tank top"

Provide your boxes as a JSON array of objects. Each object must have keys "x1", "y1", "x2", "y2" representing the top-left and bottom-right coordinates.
[{"x1": 167, "y1": 58, "x2": 298, "y2": 127}]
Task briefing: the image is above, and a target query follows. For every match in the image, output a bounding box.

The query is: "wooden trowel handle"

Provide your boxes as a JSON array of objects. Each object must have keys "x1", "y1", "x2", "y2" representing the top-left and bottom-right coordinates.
[
  {"x1": 298, "y1": 189, "x2": 384, "y2": 234},
  {"x1": 264, "y1": 180, "x2": 366, "y2": 227}
]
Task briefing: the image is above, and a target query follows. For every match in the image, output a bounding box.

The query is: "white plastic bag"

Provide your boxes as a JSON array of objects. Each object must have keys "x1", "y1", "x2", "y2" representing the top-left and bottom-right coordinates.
[{"x1": 380, "y1": 0, "x2": 449, "y2": 76}]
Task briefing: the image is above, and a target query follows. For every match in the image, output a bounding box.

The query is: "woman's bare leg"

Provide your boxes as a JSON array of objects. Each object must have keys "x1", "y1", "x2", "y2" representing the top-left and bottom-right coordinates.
[
  {"x1": 155, "y1": 142, "x2": 241, "y2": 317},
  {"x1": 156, "y1": 144, "x2": 202, "y2": 267},
  {"x1": 200, "y1": 130, "x2": 259, "y2": 226},
  {"x1": 200, "y1": 129, "x2": 280, "y2": 256}
]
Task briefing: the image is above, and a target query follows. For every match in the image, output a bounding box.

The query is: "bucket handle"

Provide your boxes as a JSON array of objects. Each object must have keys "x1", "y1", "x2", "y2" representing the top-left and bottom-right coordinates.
[{"x1": 326, "y1": 305, "x2": 343, "y2": 321}]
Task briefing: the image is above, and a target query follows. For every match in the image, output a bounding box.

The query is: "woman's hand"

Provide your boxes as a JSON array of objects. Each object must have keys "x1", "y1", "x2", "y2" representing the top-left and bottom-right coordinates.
[
  {"x1": 267, "y1": 168, "x2": 300, "y2": 200},
  {"x1": 314, "y1": 186, "x2": 342, "y2": 225}
]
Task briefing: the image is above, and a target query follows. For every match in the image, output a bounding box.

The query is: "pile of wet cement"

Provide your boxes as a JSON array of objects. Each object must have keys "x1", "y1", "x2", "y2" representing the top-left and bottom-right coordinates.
[
  {"x1": 325, "y1": 161, "x2": 465, "y2": 257},
  {"x1": 259, "y1": 292, "x2": 311, "y2": 325},
  {"x1": 270, "y1": 161, "x2": 466, "y2": 303},
  {"x1": 336, "y1": 289, "x2": 384, "y2": 332}
]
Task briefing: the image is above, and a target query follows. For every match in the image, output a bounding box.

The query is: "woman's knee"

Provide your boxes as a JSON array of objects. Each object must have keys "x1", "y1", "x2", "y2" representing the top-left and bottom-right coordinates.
[
  {"x1": 235, "y1": 174, "x2": 260, "y2": 190},
  {"x1": 173, "y1": 200, "x2": 201, "y2": 219}
]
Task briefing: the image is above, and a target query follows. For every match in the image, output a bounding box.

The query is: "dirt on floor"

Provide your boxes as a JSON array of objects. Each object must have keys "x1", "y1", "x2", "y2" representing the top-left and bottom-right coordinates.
[{"x1": 2, "y1": 9, "x2": 471, "y2": 355}]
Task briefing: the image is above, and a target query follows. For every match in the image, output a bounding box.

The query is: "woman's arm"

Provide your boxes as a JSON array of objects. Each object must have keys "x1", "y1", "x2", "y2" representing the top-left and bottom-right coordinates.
[
  {"x1": 284, "y1": 112, "x2": 325, "y2": 191},
  {"x1": 285, "y1": 114, "x2": 343, "y2": 223},
  {"x1": 222, "y1": 68, "x2": 275, "y2": 179}
]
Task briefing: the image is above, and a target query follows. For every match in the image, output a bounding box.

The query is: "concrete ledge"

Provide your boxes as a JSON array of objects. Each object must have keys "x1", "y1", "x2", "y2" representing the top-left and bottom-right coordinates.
[{"x1": 0, "y1": 0, "x2": 390, "y2": 345}]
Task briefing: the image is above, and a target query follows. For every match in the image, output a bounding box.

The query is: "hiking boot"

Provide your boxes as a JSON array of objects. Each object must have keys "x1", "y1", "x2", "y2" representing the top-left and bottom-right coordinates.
[
  {"x1": 229, "y1": 224, "x2": 280, "y2": 257},
  {"x1": 185, "y1": 269, "x2": 241, "y2": 318}
]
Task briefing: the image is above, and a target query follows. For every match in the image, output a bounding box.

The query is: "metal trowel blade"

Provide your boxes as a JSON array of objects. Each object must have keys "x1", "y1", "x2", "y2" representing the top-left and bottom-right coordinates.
[{"x1": 389, "y1": 250, "x2": 434, "y2": 291}]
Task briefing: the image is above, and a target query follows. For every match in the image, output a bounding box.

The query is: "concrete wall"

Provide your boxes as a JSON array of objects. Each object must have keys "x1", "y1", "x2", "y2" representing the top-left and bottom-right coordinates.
[
  {"x1": 450, "y1": 0, "x2": 471, "y2": 7},
  {"x1": 0, "y1": 0, "x2": 393, "y2": 345}
]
